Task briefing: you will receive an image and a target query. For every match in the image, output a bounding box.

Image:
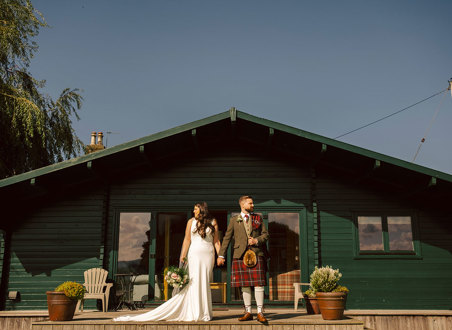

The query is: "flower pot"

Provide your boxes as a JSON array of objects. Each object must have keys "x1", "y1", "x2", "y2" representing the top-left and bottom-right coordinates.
[
  {"x1": 46, "y1": 291, "x2": 78, "y2": 321},
  {"x1": 316, "y1": 292, "x2": 347, "y2": 320},
  {"x1": 303, "y1": 294, "x2": 321, "y2": 314}
]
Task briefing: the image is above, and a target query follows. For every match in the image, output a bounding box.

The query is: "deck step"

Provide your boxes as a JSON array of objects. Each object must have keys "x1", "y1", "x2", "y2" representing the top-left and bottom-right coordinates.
[{"x1": 30, "y1": 311, "x2": 364, "y2": 330}]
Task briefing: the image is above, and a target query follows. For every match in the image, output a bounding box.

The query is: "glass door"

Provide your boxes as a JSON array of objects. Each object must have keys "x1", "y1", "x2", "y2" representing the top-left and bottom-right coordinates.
[
  {"x1": 117, "y1": 212, "x2": 151, "y2": 304},
  {"x1": 154, "y1": 212, "x2": 187, "y2": 301},
  {"x1": 267, "y1": 212, "x2": 300, "y2": 302},
  {"x1": 223, "y1": 210, "x2": 302, "y2": 303}
]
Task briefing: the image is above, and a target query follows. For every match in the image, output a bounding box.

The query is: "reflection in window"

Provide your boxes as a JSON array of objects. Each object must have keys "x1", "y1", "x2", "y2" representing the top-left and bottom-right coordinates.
[
  {"x1": 357, "y1": 216, "x2": 383, "y2": 250},
  {"x1": 155, "y1": 213, "x2": 187, "y2": 300},
  {"x1": 268, "y1": 213, "x2": 300, "y2": 301},
  {"x1": 388, "y1": 216, "x2": 414, "y2": 251},
  {"x1": 118, "y1": 213, "x2": 151, "y2": 274}
]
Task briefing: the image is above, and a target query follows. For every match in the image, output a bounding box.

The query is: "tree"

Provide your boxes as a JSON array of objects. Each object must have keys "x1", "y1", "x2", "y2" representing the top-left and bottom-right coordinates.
[{"x1": 0, "y1": 0, "x2": 83, "y2": 179}]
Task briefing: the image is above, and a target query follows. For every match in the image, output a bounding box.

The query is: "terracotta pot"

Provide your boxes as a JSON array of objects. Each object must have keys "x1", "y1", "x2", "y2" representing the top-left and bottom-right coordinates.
[
  {"x1": 46, "y1": 291, "x2": 78, "y2": 321},
  {"x1": 316, "y1": 292, "x2": 347, "y2": 320},
  {"x1": 303, "y1": 294, "x2": 321, "y2": 314}
]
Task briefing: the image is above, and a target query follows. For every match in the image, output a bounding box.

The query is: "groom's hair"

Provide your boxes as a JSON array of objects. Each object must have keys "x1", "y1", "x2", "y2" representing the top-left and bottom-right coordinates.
[{"x1": 239, "y1": 195, "x2": 253, "y2": 204}]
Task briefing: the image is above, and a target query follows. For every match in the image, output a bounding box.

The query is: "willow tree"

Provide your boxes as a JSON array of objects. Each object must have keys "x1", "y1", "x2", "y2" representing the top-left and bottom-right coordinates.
[{"x1": 0, "y1": 0, "x2": 83, "y2": 179}]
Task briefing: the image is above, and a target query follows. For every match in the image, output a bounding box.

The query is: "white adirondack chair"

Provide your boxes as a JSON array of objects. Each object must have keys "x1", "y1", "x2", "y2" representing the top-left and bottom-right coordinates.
[
  {"x1": 293, "y1": 282, "x2": 311, "y2": 310},
  {"x1": 77, "y1": 268, "x2": 113, "y2": 313}
]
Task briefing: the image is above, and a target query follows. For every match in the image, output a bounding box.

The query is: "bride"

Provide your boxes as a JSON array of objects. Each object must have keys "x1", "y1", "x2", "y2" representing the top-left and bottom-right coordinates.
[{"x1": 114, "y1": 202, "x2": 221, "y2": 322}]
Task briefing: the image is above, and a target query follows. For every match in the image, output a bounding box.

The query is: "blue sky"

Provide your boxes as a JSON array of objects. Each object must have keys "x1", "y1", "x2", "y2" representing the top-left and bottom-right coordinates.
[{"x1": 31, "y1": 1, "x2": 452, "y2": 173}]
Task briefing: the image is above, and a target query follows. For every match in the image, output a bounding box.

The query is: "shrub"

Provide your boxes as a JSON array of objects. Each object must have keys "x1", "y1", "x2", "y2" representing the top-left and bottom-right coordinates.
[
  {"x1": 333, "y1": 285, "x2": 349, "y2": 293},
  {"x1": 304, "y1": 289, "x2": 316, "y2": 298},
  {"x1": 55, "y1": 281, "x2": 86, "y2": 300},
  {"x1": 310, "y1": 265, "x2": 342, "y2": 292}
]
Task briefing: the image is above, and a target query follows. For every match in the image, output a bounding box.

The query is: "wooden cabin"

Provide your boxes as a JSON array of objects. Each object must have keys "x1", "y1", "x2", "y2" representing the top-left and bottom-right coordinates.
[{"x1": 1, "y1": 108, "x2": 451, "y2": 311}]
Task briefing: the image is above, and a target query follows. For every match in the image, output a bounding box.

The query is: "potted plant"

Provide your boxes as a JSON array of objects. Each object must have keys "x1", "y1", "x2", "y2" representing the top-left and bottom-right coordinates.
[
  {"x1": 303, "y1": 289, "x2": 320, "y2": 314},
  {"x1": 46, "y1": 281, "x2": 86, "y2": 321},
  {"x1": 309, "y1": 266, "x2": 349, "y2": 320}
]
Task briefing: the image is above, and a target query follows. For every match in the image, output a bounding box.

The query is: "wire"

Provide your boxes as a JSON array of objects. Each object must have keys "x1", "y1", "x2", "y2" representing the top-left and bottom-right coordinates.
[
  {"x1": 412, "y1": 91, "x2": 447, "y2": 162},
  {"x1": 334, "y1": 88, "x2": 449, "y2": 139}
]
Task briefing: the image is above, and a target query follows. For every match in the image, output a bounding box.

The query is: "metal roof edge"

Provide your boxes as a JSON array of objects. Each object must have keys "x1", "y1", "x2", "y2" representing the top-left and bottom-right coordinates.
[
  {"x1": 0, "y1": 110, "x2": 231, "y2": 188},
  {"x1": 236, "y1": 111, "x2": 452, "y2": 183}
]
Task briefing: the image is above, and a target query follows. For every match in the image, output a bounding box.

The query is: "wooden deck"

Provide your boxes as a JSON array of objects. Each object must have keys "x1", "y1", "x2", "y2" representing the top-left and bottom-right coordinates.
[
  {"x1": 3, "y1": 308, "x2": 452, "y2": 330},
  {"x1": 29, "y1": 308, "x2": 364, "y2": 330}
]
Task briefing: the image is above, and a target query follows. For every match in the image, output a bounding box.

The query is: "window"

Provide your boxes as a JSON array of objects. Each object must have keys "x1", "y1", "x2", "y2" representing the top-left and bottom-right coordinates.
[
  {"x1": 356, "y1": 215, "x2": 418, "y2": 256},
  {"x1": 268, "y1": 212, "x2": 300, "y2": 301},
  {"x1": 117, "y1": 212, "x2": 151, "y2": 274},
  {"x1": 357, "y1": 216, "x2": 383, "y2": 250}
]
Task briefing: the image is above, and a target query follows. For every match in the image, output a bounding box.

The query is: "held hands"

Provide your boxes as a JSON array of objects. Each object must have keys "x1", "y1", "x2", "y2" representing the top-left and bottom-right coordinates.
[
  {"x1": 248, "y1": 237, "x2": 258, "y2": 246},
  {"x1": 217, "y1": 257, "x2": 225, "y2": 266}
]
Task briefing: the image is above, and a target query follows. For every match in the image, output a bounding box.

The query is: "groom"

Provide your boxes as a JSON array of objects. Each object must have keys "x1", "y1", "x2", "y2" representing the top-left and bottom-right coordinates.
[{"x1": 217, "y1": 195, "x2": 269, "y2": 323}]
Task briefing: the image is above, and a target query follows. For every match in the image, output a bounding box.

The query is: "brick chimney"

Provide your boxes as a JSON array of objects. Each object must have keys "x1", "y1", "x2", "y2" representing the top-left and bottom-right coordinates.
[
  {"x1": 90, "y1": 132, "x2": 96, "y2": 145},
  {"x1": 97, "y1": 132, "x2": 104, "y2": 147},
  {"x1": 84, "y1": 132, "x2": 105, "y2": 154}
]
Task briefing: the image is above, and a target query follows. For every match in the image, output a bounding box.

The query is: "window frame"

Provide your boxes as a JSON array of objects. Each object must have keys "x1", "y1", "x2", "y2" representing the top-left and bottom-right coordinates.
[{"x1": 352, "y1": 212, "x2": 422, "y2": 260}]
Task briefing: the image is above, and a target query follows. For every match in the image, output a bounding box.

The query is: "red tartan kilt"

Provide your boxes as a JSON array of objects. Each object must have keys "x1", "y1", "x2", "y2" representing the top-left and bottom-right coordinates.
[{"x1": 231, "y1": 256, "x2": 267, "y2": 287}]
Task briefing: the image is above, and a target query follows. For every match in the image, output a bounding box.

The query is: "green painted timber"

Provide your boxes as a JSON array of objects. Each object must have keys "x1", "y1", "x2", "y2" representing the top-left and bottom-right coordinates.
[
  {"x1": 103, "y1": 147, "x2": 313, "y2": 303},
  {"x1": 316, "y1": 175, "x2": 452, "y2": 309},
  {"x1": 235, "y1": 111, "x2": 452, "y2": 182},
  {"x1": 0, "y1": 230, "x2": 4, "y2": 288},
  {"x1": 1, "y1": 109, "x2": 451, "y2": 192},
  {"x1": 5, "y1": 189, "x2": 105, "y2": 310},
  {"x1": 1, "y1": 118, "x2": 452, "y2": 312}
]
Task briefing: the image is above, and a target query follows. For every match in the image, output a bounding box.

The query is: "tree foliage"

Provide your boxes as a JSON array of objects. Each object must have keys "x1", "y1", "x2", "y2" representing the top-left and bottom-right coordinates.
[{"x1": 0, "y1": 0, "x2": 83, "y2": 179}]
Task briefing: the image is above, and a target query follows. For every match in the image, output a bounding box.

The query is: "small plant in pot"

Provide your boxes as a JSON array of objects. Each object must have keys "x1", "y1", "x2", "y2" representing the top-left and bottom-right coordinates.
[
  {"x1": 303, "y1": 289, "x2": 320, "y2": 314},
  {"x1": 47, "y1": 281, "x2": 86, "y2": 321},
  {"x1": 309, "y1": 266, "x2": 349, "y2": 320}
]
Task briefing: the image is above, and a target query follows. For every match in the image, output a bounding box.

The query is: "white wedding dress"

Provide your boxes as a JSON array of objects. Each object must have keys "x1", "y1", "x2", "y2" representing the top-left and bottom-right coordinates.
[{"x1": 114, "y1": 219, "x2": 214, "y2": 322}]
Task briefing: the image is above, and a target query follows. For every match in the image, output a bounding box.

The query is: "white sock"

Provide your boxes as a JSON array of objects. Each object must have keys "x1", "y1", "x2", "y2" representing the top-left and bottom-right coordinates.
[
  {"x1": 242, "y1": 287, "x2": 252, "y2": 313},
  {"x1": 255, "y1": 286, "x2": 264, "y2": 313}
]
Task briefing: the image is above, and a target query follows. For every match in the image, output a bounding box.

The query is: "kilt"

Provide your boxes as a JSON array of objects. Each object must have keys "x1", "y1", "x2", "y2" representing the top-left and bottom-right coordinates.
[{"x1": 231, "y1": 256, "x2": 267, "y2": 287}]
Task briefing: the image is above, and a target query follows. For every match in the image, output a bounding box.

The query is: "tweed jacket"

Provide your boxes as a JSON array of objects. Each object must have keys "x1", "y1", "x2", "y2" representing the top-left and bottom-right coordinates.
[{"x1": 218, "y1": 214, "x2": 269, "y2": 260}]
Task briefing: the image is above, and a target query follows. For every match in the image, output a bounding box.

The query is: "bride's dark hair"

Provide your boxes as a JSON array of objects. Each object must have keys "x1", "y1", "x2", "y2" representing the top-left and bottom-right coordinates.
[{"x1": 194, "y1": 202, "x2": 215, "y2": 238}]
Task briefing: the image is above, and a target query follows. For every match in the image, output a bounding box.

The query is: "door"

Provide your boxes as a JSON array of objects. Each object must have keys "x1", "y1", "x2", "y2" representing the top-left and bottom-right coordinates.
[
  {"x1": 153, "y1": 212, "x2": 187, "y2": 301},
  {"x1": 267, "y1": 212, "x2": 301, "y2": 302},
  {"x1": 116, "y1": 212, "x2": 152, "y2": 303}
]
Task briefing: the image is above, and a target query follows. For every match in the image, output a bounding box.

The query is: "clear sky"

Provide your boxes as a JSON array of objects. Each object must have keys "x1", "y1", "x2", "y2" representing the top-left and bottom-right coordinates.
[{"x1": 31, "y1": 0, "x2": 452, "y2": 173}]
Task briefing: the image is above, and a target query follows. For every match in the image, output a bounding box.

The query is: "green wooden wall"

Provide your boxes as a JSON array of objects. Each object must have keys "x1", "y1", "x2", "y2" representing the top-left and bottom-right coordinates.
[
  {"x1": 316, "y1": 172, "x2": 452, "y2": 309},
  {"x1": 3, "y1": 144, "x2": 452, "y2": 310},
  {"x1": 5, "y1": 189, "x2": 105, "y2": 310},
  {"x1": 104, "y1": 147, "x2": 313, "y2": 278},
  {"x1": 0, "y1": 230, "x2": 4, "y2": 290}
]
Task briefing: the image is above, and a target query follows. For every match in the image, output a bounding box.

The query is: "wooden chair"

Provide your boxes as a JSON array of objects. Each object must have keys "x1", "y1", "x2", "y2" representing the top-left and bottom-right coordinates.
[
  {"x1": 293, "y1": 282, "x2": 311, "y2": 310},
  {"x1": 76, "y1": 268, "x2": 113, "y2": 313}
]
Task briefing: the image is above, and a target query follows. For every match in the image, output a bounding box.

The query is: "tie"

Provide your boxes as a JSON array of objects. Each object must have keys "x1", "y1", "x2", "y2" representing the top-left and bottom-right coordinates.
[{"x1": 244, "y1": 214, "x2": 249, "y2": 222}]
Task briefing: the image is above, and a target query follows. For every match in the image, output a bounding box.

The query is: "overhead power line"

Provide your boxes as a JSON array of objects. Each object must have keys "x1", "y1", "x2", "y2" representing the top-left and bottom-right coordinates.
[
  {"x1": 334, "y1": 88, "x2": 449, "y2": 140},
  {"x1": 412, "y1": 91, "x2": 447, "y2": 162},
  {"x1": 412, "y1": 79, "x2": 452, "y2": 162}
]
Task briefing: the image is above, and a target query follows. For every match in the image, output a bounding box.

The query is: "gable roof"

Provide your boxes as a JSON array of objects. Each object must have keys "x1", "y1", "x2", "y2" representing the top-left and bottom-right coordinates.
[{"x1": 1, "y1": 108, "x2": 451, "y2": 191}]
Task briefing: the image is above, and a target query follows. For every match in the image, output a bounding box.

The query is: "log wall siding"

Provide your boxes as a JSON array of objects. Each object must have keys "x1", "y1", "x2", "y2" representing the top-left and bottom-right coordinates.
[
  {"x1": 104, "y1": 149, "x2": 313, "y2": 277},
  {"x1": 0, "y1": 230, "x2": 4, "y2": 287},
  {"x1": 5, "y1": 189, "x2": 105, "y2": 310},
  {"x1": 315, "y1": 173, "x2": 452, "y2": 309},
  {"x1": 3, "y1": 145, "x2": 452, "y2": 311}
]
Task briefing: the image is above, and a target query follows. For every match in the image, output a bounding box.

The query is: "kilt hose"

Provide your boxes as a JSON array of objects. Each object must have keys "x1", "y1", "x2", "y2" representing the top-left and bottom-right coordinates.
[{"x1": 231, "y1": 256, "x2": 267, "y2": 287}]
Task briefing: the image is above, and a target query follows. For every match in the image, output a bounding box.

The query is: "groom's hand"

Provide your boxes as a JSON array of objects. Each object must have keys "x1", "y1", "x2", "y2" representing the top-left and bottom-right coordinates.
[
  {"x1": 248, "y1": 237, "x2": 258, "y2": 246},
  {"x1": 217, "y1": 257, "x2": 225, "y2": 266}
]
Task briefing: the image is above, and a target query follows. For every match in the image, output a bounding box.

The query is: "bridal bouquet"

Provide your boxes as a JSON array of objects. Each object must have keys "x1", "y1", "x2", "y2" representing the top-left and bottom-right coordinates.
[{"x1": 164, "y1": 265, "x2": 189, "y2": 289}]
